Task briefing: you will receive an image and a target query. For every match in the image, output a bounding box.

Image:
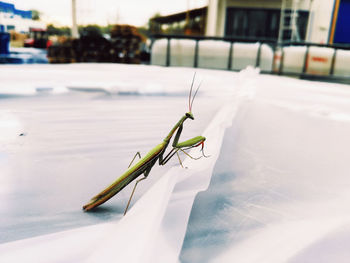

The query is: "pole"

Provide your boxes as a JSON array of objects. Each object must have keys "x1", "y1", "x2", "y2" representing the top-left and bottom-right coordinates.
[{"x1": 72, "y1": 0, "x2": 79, "y2": 38}]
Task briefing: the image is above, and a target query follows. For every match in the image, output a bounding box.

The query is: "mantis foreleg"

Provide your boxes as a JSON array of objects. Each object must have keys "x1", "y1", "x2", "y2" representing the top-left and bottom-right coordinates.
[
  {"x1": 172, "y1": 123, "x2": 206, "y2": 150},
  {"x1": 163, "y1": 147, "x2": 202, "y2": 168},
  {"x1": 179, "y1": 148, "x2": 202, "y2": 160},
  {"x1": 176, "y1": 151, "x2": 184, "y2": 168},
  {"x1": 160, "y1": 122, "x2": 206, "y2": 166}
]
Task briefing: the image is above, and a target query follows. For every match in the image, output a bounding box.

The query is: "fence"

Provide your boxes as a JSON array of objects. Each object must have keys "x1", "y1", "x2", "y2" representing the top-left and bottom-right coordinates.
[{"x1": 150, "y1": 34, "x2": 350, "y2": 84}]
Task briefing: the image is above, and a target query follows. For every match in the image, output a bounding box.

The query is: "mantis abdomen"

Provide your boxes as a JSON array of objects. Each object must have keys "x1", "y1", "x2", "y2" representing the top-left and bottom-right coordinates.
[{"x1": 83, "y1": 142, "x2": 166, "y2": 211}]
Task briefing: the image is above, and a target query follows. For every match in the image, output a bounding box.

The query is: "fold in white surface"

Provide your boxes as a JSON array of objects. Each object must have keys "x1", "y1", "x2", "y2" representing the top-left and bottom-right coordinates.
[{"x1": 87, "y1": 102, "x2": 240, "y2": 263}]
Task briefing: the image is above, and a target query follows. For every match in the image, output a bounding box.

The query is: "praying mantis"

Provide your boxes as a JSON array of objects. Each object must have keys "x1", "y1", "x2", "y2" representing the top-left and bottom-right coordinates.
[{"x1": 83, "y1": 74, "x2": 208, "y2": 214}]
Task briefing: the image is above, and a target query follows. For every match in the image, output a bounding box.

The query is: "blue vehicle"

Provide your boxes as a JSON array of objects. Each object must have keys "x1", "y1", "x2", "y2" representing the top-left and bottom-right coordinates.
[
  {"x1": 0, "y1": 31, "x2": 10, "y2": 55},
  {"x1": 0, "y1": 47, "x2": 48, "y2": 64},
  {"x1": 1, "y1": 30, "x2": 48, "y2": 64}
]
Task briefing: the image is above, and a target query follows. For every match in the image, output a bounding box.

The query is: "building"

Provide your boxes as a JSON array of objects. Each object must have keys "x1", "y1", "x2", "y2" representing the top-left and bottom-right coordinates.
[
  {"x1": 328, "y1": 0, "x2": 350, "y2": 44},
  {"x1": 206, "y1": 0, "x2": 350, "y2": 44},
  {"x1": 151, "y1": 0, "x2": 350, "y2": 45},
  {"x1": 0, "y1": 1, "x2": 45, "y2": 33},
  {"x1": 150, "y1": 7, "x2": 207, "y2": 36},
  {"x1": 206, "y1": 0, "x2": 310, "y2": 40}
]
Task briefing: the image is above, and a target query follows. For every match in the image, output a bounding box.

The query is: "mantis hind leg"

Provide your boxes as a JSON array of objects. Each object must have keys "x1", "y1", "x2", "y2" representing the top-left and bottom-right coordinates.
[
  {"x1": 123, "y1": 176, "x2": 146, "y2": 215},
  {"x1": 123, "y1": 165, "x2": 152, "y2": 216},
  {"x1": 128, "y1": 152, "x2": 142, "y2": 168}
]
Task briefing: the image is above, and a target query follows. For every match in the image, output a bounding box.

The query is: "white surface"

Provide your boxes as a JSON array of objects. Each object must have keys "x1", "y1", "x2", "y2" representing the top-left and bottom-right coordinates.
[
  {"x1": 170, "y1": 39, "x2": 196, "y2": 67},
  {"x1": 278, "y1": 46, "x2": 308, "y2": 74},
  {"x1": 334, "y1": 49, "x2": 350, "y2": 77},
  {"x1": 231, "y1": 42, "x2": 274, "y2": 72},
  {"x1": 197, "y1": 40, "x2": 230, "y2": 70},
  {"x1": 259, "y1": 44, "x2": 274, "y2": 72},
  {"x1": 151, "y1": 40, "x2": 273, "y2": 72},
  {"x1": 181, "y1": 73, "x2": 350, "y2": 263},
  {"x1": 1, "y1": 64, "x2": 350, "y2": 262},
  {"x1": 231, "y1": 43, "x2": 260, "y2": 71},
  {"x1": 150, "y1": 39, "x2": 168, "y2": 66},
  {"x1": 306, "y1": 46, "x2": 334, "y2": 75}
]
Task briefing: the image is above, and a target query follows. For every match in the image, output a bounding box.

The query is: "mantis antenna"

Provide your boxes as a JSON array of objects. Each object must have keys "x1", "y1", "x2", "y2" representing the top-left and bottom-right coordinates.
[
  {"x1": 190, "y1": 79, "x2": 202, "y2": 112},
  {"x1": 189, "y1": 72, "x2": 202, "y2": 112},
  {"x1": 189, "y1": 72, "x2": 196, "y2": 112}
]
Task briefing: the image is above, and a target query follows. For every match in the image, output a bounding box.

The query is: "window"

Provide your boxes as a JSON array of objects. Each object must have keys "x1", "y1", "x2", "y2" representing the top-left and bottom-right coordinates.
[
  {"x1": 225, "y1": 7, "x2": 308, "y2": 41},
  {"x1": 6, "y1": 25, "x2": 15, "y2": 31}
]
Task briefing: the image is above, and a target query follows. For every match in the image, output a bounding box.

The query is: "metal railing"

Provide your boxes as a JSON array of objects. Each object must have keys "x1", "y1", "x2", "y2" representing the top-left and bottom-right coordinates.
[
  {"x1": 278, "y1": 41, "x2": 350, "y2": 81},
  {"x1": 150, "y1": 34, "x2": 350, "y2": 84},
  {"x1": 150, "y1": 34, "x2": 276, "y2": 69}
]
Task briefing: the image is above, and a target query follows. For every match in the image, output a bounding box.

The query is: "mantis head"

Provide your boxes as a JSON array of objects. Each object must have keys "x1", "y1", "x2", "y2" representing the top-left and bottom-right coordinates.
[{"x1": 186, "y1": 112, "x2": 194, "y2": 120}]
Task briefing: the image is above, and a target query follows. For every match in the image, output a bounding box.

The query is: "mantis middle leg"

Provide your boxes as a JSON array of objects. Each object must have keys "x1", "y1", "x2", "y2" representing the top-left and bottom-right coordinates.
[{"x1": 123, "y1": 164, "x2": 152, "y2": 215}]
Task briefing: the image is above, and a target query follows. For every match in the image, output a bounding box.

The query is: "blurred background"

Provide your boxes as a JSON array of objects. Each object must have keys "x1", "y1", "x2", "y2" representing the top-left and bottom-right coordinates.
[{"x1": 1, "y1": 0, "x2": 350, "y2": 80}]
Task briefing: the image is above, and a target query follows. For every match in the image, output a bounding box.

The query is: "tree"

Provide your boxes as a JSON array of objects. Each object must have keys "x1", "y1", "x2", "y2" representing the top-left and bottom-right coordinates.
[
  {"x1": 148, "y1": 12, "x2": 162, "y2": 34},
  {"x1": 78, "y1": 25, "x2": 102, "y2": 37},
  {"x1": 31, "y1": 10, "x2": 41, "y2": 21},
  {"x1": 47, "y1": 24, "x2": 71, "y2": 36}
]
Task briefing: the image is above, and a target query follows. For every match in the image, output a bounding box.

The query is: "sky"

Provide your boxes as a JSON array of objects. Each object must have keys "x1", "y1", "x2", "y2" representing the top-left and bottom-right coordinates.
[{"x1": 8, "y1": 0, "x2": 207, "y2": 26}]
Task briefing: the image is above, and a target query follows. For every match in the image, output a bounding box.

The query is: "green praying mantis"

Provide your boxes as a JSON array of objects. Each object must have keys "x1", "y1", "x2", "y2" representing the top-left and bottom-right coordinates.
[{"x1": 83, "y1": 74, "x2": 208, "y2": 214}]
